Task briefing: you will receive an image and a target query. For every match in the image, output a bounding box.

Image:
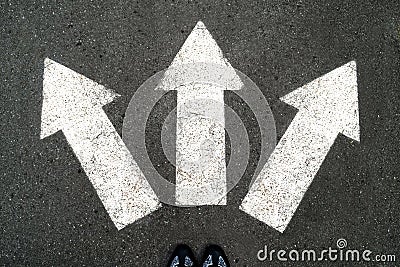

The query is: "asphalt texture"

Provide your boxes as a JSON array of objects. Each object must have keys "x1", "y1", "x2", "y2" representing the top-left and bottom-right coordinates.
[{"x1": 1, "y1": 0, "x2": 399, "y2": 266}]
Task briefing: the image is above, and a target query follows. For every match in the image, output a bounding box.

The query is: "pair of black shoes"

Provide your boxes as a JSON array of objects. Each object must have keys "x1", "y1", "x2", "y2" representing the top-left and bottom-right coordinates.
[{"x1": 167, "y1": 244, "x2": 230, "y2": 267}]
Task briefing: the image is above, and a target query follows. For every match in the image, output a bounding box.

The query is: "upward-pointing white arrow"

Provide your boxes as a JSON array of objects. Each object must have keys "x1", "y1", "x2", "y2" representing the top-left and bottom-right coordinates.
[
  {"x1": 41, "y1": 58, "x2": 161, "y2": 230},
  {"x1": 240, "y1": 61, "x2": 360, "y2": 232},
  {"x1": 158, "y1": 21, "x2": 243, "y2": 206}
]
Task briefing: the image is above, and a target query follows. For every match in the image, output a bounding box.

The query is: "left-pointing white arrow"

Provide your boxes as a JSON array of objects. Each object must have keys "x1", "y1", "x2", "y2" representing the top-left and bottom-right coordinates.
[{"x1": 40, "y1": 58, "x2": 161, "y2": 230}]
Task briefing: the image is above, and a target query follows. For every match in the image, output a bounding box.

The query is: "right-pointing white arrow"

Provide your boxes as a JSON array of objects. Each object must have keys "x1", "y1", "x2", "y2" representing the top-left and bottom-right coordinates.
[{"x1": 240, "y1": 61, "x2": 360, "y2": 232}]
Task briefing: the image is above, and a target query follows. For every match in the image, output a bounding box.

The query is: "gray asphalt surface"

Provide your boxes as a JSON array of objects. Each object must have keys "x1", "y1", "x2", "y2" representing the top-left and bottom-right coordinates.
[{"x1": 1, "y1": 0, "x2": 399, "y2": 266}]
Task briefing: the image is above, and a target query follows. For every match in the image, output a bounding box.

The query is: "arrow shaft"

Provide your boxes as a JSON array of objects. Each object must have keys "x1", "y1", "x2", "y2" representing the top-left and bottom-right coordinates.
[
  {"x1": 240, "y1": 112, "x2": 338, "y2": 232},
  {"x1": 63, "y1": 108, "x2": 160, "y2": 230},
  {"x1": 175, "y1": 86, "x2": 226, "y2": 205}
]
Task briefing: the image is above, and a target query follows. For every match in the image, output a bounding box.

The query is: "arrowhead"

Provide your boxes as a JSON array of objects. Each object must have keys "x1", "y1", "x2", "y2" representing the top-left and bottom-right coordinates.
[
  {"x1": 40, "y1": 58, "x2": 119, "y2": 139},
  {"x1": 281, "y1": 61, "x2": 360, "y2": 141},
  {"x1": 157, "y1": 21, "x2": 243, "y2": 91}
]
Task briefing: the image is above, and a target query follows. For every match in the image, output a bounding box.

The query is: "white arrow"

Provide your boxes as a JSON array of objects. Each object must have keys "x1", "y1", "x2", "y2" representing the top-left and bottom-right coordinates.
[
  {"x1": 158, "y1": 21, "x2": 243, "y2": 206},
  {"x1": 40, "y1": 58, "x2": 161, "y2": 230},
  {"x1": 240, "y1": 61, "x2": 360, "y2": 232}
]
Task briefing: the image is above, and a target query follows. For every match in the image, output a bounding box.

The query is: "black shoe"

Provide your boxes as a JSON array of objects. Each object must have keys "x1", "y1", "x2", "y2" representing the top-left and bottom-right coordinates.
[
  {"x1": 201, "y1": 245, "x2": 230, "y2": 267},
  {"x1": 167, "y1": 244, "x2": 197, "y2": 267}
]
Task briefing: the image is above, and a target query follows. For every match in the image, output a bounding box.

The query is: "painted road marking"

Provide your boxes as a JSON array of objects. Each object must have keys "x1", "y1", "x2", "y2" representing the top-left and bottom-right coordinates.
[
  {"x1": 158, "y1": 21, "x2": 243, "y2": 206},
  {"x1": 240, "y1": 61, "x2": 360, "y2": 232},
  {"x1": 40, "y1": 58, "x2": 161, "y2": 230}
]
